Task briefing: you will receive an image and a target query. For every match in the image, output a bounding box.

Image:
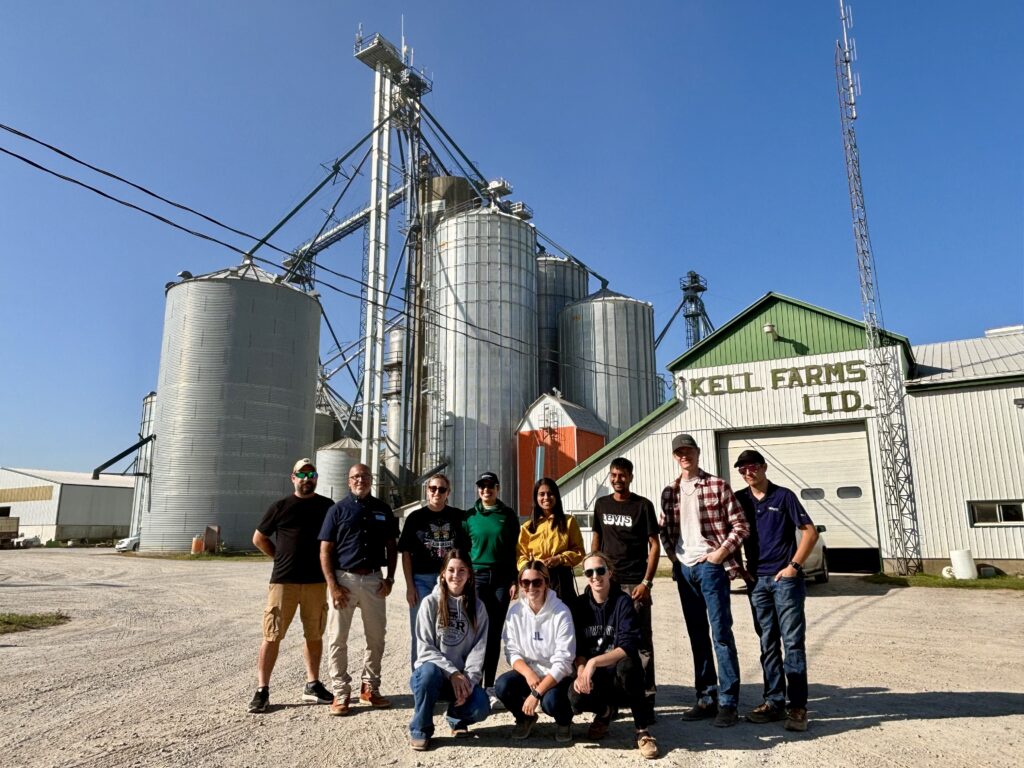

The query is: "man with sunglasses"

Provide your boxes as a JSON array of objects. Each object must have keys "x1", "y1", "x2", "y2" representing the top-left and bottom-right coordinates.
[
  {"x1": 659, "y1": 434, "x2": 749, "y2": 727},
  {"x1": 733, "y1": 449, "x2": 817, "y2": 732},
  {"x1": 569, "y1": 552, "x2": 659, "y2": 759},
  {"x1": 399, "y1": 472, "x2": 469, "y2": 666},
  {"x1": 248, "y1": 458, "x2": 335, "y2": 714},
  {"x1": 319, "y1": 463, "x2": 399, "y2": 715}
]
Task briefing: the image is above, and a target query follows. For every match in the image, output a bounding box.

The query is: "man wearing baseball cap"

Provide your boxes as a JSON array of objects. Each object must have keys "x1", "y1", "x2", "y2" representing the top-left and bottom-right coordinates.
[
  {"x1": 732, "y1": 449, "x2": 817, "y2": 732},
  {"x1": 248, "y1": 458, "x2": 335, "y2": 713},
  {"x1": 659, "y1": 434, "x2": 749, "y2": 727},
  {"x1": 462, "y1": 471, "x2": 520, "y2": 704}
]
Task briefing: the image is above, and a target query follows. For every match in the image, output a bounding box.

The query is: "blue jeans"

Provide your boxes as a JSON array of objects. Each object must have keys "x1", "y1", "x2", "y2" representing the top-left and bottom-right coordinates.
[
  {"x1": 673, "y1": 560, "x2": 741, "y2": 708},
  {"x1": 495, "y1": 670, "x2": 574, "y2": 725},
  {"x1": 409, "y1": 572, "x2": 438, "y2": 668},
  {"x1": 749, "y1": 575, "x2": 808, "y2": 709},
  {"x1": 409, "y1": 662, "x2": 491, "y2": 739}
]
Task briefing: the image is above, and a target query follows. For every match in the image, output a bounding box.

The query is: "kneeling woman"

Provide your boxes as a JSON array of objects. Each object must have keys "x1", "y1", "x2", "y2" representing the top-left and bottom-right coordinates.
[
  {"x1": 409, "y1": 549, "x2": 490, "y2": 751},
  {"x1": 496, "y1": 560, "x2": 576, "y2": 742}
]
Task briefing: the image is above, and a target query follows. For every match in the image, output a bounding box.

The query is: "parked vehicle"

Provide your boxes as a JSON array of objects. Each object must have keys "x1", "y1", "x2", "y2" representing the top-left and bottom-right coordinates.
[
  {"x1": 115, "y1": 534, "x2": 141, "y2": 552},
  {"x1": 801, "y1": 524, "x2": 829, "y2": 583},
  {"x1": 13, "y1": 533, "x2": 40, "y2": 549}
]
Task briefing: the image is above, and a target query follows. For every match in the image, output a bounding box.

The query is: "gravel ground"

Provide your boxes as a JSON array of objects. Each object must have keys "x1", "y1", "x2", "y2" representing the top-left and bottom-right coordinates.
[{"x1": 1, "y1": 549, "x2": 1022, "y2": 768}]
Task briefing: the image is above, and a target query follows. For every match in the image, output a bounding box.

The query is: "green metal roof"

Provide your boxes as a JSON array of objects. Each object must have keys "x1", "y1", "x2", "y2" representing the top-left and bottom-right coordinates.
[
  {"x1": 667, "y1": 292, "x2": 914, "y2": 372},
  {"x1": 556, "y1": 398, "x2": 681, "y2": 486}
]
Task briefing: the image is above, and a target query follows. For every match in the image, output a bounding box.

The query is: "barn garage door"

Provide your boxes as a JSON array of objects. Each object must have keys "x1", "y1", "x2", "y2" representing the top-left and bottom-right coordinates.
[{"x1": 718, "y1": 423, "x2": 878, "y2": 549}]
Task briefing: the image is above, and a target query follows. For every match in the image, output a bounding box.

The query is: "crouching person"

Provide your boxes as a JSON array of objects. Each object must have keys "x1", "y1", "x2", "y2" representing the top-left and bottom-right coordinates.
[
  {"x1": 496, "y1": 560, "x2": 577, "y2": 743},
  {"x1": 569, "y1": 552, "x2": 659, "y2": 759},
  {"x1": 408, "y1": 549, "x2": 491, "y2": 751}
]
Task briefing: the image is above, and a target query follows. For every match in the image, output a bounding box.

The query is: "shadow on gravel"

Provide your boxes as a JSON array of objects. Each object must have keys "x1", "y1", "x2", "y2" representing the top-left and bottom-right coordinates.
[{"x1": 802, "y1": 575, "x2": 908, "y2": 597}]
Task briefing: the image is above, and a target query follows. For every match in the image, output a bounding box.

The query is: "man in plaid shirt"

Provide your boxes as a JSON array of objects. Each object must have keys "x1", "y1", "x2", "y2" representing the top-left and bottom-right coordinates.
[{"x1": 659, "y1": 434, "x2": 749, "y2": 728}]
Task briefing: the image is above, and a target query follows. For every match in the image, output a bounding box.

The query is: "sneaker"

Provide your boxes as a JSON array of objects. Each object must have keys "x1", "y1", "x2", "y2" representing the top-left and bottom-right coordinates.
[
  {"x1": 247, "y1": 687, "x2": 269, "y2": 714},
  {"x1": 555, "y1": 723, "x2": 573, "y2": 743},
  {"x1": 681, "y1": 699, "x2": 718, "y2": 721},
  {"x1": 511, "y1": 716, "x2": 538, "y2": 740},
  {"x1": 328, "y1": 695, "x2": 350, "y2": 716},
  {"x1": 409, "y1": 735, "x2": 430, "y2": 751},
  {"x1": 359, "y1": 682, "x2": 392, "y2": 709},
  {"x1": 784, "y1": 707, "x2": 808, "y2": 732},
  {"x1": 302, "y1": 680, "x2": 334, "y2": 704},
  {"x1": 713, "y1": 705, "x2": 738, "y2": 727},
  {"x1": 636, "y1": 731, "x2": 659, "y2": 759},
  {"x1": 587, "y1": 711, "x2": 612, "y2": 740},
  {"x1": 746, "y1": 702, "x2": 785, "y2": 723},
  {"x1": 486, "y1": 686, "x2": 503, "y2": 711}
]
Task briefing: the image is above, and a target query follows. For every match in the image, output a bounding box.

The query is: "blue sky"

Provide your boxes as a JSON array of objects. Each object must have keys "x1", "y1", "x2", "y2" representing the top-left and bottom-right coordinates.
[{"x1": 1, "y1": 1, "x2": 1021, "y2": 472}]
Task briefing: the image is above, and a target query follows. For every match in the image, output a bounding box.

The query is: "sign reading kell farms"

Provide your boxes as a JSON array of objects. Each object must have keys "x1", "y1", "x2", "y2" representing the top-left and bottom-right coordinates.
[{"x1": 685, "y1": 360, "x2": 873, "y2": 416}]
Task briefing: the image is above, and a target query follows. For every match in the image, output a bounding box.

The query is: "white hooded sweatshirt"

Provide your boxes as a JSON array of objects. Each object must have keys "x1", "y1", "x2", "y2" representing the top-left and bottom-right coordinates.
[{"x1": 502, "y1": 588, "x2": 576, "y2": 682}]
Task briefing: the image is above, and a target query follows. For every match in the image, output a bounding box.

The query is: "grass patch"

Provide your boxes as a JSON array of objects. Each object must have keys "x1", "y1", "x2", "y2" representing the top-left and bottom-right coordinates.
[
  {"x1": 0, "y1": 611, "x2": 70, "y2": 635},
  {"x1": 863, "y1": 573, "x2": 1024, "y2": 591}
]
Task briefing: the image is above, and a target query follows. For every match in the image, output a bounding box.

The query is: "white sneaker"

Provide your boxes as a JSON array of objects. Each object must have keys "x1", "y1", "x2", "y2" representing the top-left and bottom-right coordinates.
[{"x1": 486, "y1": 687, "x2": 503, "y2": 711}]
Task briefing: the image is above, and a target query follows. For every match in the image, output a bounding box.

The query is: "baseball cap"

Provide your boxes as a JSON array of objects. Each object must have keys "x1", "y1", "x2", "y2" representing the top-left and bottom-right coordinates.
[
  {"x1": 476, "y1": 471, "x2": 499, "y2": 487},
  {"x1": 734, "y1": 449, "x2": 766, "y2": 467},
  {"x1": 671, "y1": 434, "x2": 700, "y2": 452},
  {"x1": 292, "y1": 458, "x2": 316, "y2": 474}
]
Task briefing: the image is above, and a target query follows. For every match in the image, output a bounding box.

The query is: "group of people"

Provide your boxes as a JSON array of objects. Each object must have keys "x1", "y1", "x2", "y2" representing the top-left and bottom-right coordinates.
[{"x1": 247, "y1": 431, "x2": 819, "y2": 758}]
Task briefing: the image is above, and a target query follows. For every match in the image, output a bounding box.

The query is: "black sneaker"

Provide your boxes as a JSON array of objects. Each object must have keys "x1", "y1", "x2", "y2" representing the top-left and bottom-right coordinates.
[
  {"x1": 681, "y1": 699, "x2": 718, "y2": 721},
  {"x1": 248, "y1": 687, "x2": 269, "y2": 714},
  {"x1": 302, "y1": 680, "x2": 333, "y2": 704},
  {"x1": 746, "y1": 702, "x2": 785, "y2": 723},
  {"x1": 713, "y1": 706, "x2": 738, "y2": 727}
]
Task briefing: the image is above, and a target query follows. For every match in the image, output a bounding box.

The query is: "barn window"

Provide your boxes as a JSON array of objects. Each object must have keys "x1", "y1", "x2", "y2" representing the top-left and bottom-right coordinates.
[
  {"x1": 800, "y1": 488, "x2": 825, "y2": 501},
  {"x1": 837, "y1": 486, "x2": 863, "y2": 499},
  {"x1": 969, "y1": 501, "x2": 1024, "y2": 526}
]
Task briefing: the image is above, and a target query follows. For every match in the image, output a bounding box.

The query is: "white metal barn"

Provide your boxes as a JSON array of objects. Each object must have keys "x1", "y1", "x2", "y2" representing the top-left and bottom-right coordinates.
[
  {"x1": 0, "y1": 468, "x2": 134, "y2": 543},
  {"x1": 557, "y1": 294, "x2": 1024, "y2": 574}
]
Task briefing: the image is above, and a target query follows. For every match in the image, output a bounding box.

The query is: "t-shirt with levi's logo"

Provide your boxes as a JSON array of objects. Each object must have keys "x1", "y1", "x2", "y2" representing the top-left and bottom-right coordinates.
[{"x1": 592, "y1": 493, "x2": 659, "y2": 584}]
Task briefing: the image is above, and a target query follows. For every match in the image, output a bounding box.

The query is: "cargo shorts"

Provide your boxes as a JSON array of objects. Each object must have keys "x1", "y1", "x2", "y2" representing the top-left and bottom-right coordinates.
[{"x1": 262, "y1": 582, "x2": 328, "y2": 642}]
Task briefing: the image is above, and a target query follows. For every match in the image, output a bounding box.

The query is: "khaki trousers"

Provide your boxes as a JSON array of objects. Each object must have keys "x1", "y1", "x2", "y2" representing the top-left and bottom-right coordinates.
[{"x1": 326, "y1": 570, "x2": 387, "y2": 698}]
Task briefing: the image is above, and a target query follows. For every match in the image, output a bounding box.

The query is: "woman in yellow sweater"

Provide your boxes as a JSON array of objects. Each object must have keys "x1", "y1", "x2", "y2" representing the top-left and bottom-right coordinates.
[{"x1": 516, "y1": 478, "x2": 585, "y2": 600}]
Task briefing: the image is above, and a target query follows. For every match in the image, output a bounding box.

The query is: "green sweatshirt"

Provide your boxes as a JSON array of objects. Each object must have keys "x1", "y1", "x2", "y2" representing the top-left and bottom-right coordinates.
[{"x1": 462, "y1": 499, "x2": 520, "y2": 577}]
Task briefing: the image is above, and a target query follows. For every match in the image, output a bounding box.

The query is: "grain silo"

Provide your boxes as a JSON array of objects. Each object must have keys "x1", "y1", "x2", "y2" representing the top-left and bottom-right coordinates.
[
  {"x1": 315, "y1": 438, "x2": 361, "y2": 503},
  {"x1": 558, "y1": 288, "x2": 659, "y2": 440},
  {"x1": 536, "y1": 254, "x2": 588, "y2": 396},
  {"x1": 142, "y1": 262, "x2": 320, "y2": 551},
  {"x1": 427, "y1": 207, "x2": 538, "y2": 510}
]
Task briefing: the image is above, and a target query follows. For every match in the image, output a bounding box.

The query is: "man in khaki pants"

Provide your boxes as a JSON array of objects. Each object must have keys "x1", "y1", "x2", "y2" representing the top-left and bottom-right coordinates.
[
  {"x1": 319, "y1": 463, "x2": 399, "y2": 715},
  {"x1": 248, "y1": 458, "x2": 335, "y2": 713}
]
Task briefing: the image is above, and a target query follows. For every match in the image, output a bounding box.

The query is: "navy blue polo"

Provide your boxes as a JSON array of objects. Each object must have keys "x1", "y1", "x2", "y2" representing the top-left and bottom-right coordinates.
[
  {"x1": 735, "y1": 482, "x2": 814, "y2": 576},
  {"x1": 318, "y1": 493, "x2": 398, "y2": 572}
]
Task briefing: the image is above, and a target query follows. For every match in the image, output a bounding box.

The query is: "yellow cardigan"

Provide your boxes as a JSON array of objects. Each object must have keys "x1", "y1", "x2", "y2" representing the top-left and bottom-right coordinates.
[{"x1": 516, "y1": 514, "x2": 586, "y2": 571}]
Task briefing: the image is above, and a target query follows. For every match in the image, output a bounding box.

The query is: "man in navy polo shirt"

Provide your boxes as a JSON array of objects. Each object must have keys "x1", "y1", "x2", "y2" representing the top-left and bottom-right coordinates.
[
  {"x1": 319, "y1": 463, "x2": 399, "y2": 716},
  {"x1": 733, "y1": 449, "x2": 818, "y2": 733}
]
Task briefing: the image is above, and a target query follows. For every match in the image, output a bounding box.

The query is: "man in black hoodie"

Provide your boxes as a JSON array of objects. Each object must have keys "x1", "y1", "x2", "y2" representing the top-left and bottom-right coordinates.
[{"x1": 569, "y1": 552, "x2": 659, "y2": 759}]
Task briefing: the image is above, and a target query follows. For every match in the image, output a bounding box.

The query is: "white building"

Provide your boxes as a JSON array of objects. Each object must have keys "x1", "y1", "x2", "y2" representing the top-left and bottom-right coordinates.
[
  {"x1": 0, "y1": 468, "x2": 134, "y2": 543},
  {"x1": 558, "y1": 293, "x2": 1024, "y2": 574}
]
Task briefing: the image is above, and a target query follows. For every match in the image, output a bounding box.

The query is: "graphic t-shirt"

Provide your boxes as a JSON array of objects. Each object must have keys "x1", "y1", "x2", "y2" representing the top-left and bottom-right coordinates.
[
  {"x1": 257, "y1": 493, "x2": 334, "y2": 583},
  {"x1": 592, "y1": 493, "x2": 659, "y2": 584},
  {"x1": 398, "y1": 505, "x2": 467, "y2": 574}
]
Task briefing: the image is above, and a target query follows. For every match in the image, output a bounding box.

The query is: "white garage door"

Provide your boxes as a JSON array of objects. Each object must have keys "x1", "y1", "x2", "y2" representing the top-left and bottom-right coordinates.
[{"x1": 718, "y1": 423, "x2": 878, "y2": 548}]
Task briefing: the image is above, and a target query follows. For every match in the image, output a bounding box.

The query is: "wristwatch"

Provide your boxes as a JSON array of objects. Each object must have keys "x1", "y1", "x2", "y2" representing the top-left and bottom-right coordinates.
[
  {"x1": 529, "y1": 687, "x2": 543, "y2": 700},
  {"x1": 788, "y1": 561, "x2": 803, "y2": 573},
  {"x1": 384, "y1": 576, "x2": 395, "y2": 584},
  {"x1": 641, "y1": 578, "x2": 654, "y2": 589}
]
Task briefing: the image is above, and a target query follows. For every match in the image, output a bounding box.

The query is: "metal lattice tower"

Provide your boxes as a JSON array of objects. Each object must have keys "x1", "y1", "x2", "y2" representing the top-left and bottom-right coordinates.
[
  {"x1": 836, "y1": 0, "x2": 922, "y2": 575},
  {"x1": 681, "y1": 271, "x2": 714, "y2": 349}
]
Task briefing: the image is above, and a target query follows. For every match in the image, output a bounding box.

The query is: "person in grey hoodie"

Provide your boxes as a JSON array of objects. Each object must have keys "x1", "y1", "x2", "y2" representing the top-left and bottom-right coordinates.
[
  {"x1": 495, "y1": 560, "x2": 577, "y2": 743},
  {"x1": 408, "y1": 548, "x2": 490, "y2": 751}
]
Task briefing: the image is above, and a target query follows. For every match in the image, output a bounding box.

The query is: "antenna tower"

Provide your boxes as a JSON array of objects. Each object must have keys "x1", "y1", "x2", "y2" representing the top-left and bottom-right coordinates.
[
  {"x1": 836, "y1": 0, "x2": 921, "y2": 575},
  {"x1": 654, "y1": 271, "x2": 714, "y2": 350}
]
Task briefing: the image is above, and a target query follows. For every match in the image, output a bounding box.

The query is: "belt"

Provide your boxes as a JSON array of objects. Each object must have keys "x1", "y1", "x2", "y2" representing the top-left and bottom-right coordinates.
[{"x1": 342, "y1": 567, "x2": 378, "y2": 576}]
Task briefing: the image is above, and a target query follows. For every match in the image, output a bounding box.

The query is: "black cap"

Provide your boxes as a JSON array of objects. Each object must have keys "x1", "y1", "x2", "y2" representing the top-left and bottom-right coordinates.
[
  {"x1": 734, "y1": 449, "x2": 766, "y2": 467},
  {"x1": 671, "y1": 433, "x2": 700, "y2": 452},
  {"x1": 476, "y1": 471, "x2": 499, "y2": 487}
]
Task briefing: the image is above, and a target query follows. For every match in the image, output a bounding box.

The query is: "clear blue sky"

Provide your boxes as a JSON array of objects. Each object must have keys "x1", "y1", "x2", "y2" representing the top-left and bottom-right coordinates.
[{"x1": 1, "y1": 1, "x2": 1021, "y2": 472}]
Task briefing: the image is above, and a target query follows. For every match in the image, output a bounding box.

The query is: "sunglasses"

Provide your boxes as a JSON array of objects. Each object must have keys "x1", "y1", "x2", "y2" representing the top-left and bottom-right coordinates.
[
  {"x1": 294, "y1": 471, "x2": 318, "y2": 479},
  {"x1": 583, "y1": 566, "x2": 608, "y2": 578},
  {"x1": 477, "y1": 482, "x2": 496, "y2": 490},
  {"x1": 349, "y1": 473, "x2": 371, "y2": 481},
  {"x1": 427, "y1": 485, "x2": 449, "y2": 494},
  {"x1": 737, "y1": 465, "x2": 763, "y2": 475},
  {"x1": 519, "y1": 577, "x2": 545, "y2": 589}
]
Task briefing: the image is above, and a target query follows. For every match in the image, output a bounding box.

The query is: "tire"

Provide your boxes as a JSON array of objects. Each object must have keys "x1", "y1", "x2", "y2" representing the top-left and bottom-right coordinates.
[
  {"x1": 132, "y1": 542, "x2": 140, "y2": 552},
  {"x1": 814, "y1": 549, "x2": 829, "y2": 583}
]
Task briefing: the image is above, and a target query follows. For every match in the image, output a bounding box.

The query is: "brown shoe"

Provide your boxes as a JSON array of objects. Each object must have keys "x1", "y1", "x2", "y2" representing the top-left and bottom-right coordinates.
[
  {"x1": 784, "y1": 707, "x2": 808, "y2": 732},
  {"x1": 587, "y1": 711, "x2": 612, "y2": 740},
  {"x1": 360, "y1": 682, "x2": 392, "y2": 709},
  {"x1": 329, "y1": 695, "x2": 350, "y2": 716},
  {"x1": 636, "y1": 731, "x2": 659, "y2": 759}
]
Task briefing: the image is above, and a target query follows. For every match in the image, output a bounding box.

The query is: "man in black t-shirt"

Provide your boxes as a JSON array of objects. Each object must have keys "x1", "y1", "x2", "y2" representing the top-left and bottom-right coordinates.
[
  {"x1": 591, "y1": 457, "x2": 661, "y2": 716},
  {"x1": 247, "y1": 458, "x2": 334, "y2": 714}
]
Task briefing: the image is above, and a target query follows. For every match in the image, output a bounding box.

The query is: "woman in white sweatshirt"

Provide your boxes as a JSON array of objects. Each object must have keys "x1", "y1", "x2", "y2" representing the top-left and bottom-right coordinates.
[
  {"x1": 408, "y1": 549, "x2": 491, "y2": 751},
  {"x1": 496, "y1": 560, "x2": 577, "y2": 742}
]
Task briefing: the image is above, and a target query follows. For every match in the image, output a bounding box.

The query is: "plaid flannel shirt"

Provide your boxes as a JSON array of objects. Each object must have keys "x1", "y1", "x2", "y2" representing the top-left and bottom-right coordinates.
[{"x1": 659, "y1": 470, "x2": 750, "y2": 581}]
